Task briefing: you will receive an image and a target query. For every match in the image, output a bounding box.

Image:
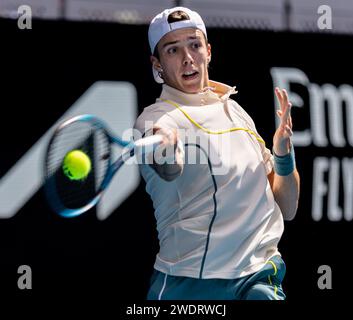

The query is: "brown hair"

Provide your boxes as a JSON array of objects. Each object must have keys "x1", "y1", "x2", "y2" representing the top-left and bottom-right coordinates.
[{"x1": 167, "y1": 10, "x2": 190, "y2": 23}]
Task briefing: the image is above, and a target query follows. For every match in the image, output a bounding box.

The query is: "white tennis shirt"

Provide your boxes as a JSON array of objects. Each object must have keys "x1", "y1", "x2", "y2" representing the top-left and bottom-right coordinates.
[{"x1": 134, "y1": 80, "x2": 284, "y2": 279}]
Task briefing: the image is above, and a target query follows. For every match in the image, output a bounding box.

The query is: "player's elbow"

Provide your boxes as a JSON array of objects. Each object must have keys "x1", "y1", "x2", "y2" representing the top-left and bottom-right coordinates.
[
  {"x1": 283, "y1": 211, "x2": 296, "y2": 221},
  {"x1": 152, "y1": 163, "x2": 184, "y2": 182},
  {"x1": 161, "y1": 171, "x2": 182, "y2": 181},
  {"x1": 282, "y1": 202, "x2": 299, "y2": 221}
]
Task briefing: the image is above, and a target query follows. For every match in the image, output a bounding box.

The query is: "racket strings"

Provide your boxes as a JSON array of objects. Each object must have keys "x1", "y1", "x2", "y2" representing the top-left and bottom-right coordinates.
[{"x1": 45, "y1": 121, "x2": 110, "y2": 211}]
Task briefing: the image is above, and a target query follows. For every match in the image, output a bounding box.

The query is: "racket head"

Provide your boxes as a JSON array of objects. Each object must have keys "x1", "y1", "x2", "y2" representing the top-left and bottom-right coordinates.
[{"x1": 44, "y1": 114, "x2": 118, "y2": 218}]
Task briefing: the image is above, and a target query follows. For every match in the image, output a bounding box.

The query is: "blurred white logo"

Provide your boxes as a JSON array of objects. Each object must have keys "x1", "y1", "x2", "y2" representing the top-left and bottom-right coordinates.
[
  {"x1": 271, "y1": 67, "x2": 353, "y2": 222},
  {"x1": 0, "y1": 81, "x2": 138, "y2": 220}
]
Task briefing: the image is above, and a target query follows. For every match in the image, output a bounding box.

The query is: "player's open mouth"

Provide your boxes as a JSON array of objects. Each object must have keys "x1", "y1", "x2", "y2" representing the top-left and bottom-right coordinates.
[{"x1": 182, "y1": 71, "x2": 199, "y2": 80}]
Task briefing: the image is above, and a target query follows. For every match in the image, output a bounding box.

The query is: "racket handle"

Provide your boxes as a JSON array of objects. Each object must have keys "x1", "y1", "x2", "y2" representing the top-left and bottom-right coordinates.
[{"x1": 134, "y1": 134, "x2": 163, "y2": 154}]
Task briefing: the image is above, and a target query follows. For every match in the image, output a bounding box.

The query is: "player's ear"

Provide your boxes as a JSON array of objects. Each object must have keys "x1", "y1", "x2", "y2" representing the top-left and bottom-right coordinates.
[
  {"x1": 150, "y1": 55, "x2": 163, "y2": 72},
  {"x1": 207, "y1": 43, "x2": 212, "y2": 65}
]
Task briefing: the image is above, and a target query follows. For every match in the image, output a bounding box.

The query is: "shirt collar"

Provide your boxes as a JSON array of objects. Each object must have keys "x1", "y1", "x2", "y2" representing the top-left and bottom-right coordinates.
[{"x1": 159, "y1": 80, "x2": 238, "y2": 106}]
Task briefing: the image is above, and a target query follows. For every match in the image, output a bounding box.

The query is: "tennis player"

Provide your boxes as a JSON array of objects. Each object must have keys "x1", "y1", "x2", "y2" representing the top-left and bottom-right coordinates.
[{"x1": 134, "y1": 7, "x2": 300, "y2": 300}]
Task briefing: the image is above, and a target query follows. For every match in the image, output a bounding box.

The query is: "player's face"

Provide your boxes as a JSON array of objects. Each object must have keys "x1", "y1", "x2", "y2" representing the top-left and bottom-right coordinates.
[{"x1": 152, "y1": 28, "x2": 211, "y2": 94}]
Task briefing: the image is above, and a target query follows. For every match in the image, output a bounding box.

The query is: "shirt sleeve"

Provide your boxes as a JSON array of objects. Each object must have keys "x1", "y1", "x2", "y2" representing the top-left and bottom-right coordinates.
[
  {"x1": 134, "y1": 105, "x2": 178, "y2": 138},
  {"x1": 133, "y1": 104, "x2": 185, "y2": 167},
  {"x1": 134, "y1": 104, "x2": 179, "y2": 139},
  {"x1": 230, "y1": 100, "x2": 274, "y2": 175}
]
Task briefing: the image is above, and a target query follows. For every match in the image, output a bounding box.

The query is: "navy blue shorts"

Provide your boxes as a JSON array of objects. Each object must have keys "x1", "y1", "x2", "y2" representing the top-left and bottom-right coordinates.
[{"x1": 147, "y1": 255, "x2": 286, "y2": 300}]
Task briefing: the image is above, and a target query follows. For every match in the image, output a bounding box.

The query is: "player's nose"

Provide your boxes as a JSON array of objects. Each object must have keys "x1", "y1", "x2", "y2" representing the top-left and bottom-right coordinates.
[{"x1": 181, "y1": 48, "x2": 194, "y2": 65}]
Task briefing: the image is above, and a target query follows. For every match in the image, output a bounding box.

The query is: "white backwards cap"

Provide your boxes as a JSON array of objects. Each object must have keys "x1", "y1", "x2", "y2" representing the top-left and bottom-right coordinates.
[{"x1": 148, "y1": 7, "x2": 207, "y2": 83}]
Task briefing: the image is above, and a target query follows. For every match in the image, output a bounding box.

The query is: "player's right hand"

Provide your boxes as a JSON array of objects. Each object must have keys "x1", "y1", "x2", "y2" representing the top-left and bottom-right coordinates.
[
  {"x1": 151, "y1": 126, "x2": 184, "y2": 181},
  {"x1": 153, "y1": 126, "x2": 179, "y2": 150}
]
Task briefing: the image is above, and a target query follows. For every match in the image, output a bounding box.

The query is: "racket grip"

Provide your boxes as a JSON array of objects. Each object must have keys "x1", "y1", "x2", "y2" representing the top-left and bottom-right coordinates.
[{"x1": 134, "y1": 134, "x2": 163, "y2": 154}]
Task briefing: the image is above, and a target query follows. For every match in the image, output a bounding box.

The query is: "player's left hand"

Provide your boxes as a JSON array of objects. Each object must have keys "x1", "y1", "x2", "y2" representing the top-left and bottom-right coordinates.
[{"x1": 273, "y1": 87, "x2": 293, "y2": 156}]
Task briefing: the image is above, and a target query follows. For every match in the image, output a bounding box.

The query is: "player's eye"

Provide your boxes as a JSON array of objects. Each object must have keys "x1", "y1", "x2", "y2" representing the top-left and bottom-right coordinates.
[
  {"x1": 167, "y1": 47, "x2": 177, "y2": 54},
  {"x1": 191, "y1": 41, "x2": 201, "y2": 49}
]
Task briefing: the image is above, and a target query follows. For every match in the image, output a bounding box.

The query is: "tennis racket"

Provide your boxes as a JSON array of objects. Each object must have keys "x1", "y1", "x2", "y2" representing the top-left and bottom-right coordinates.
[{"x1": 44, "y1": 114, "x2": 162, "y2": 218}]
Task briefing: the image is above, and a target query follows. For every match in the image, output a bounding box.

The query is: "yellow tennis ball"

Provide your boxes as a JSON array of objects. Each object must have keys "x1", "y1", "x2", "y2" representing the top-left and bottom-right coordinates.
[{"x1": 62, "y1": 150, "x2": 91, "y2": 181}]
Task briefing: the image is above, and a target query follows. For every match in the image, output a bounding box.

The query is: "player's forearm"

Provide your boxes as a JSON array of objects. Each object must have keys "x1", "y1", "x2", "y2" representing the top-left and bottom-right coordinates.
[
  {"x1": 149, "y1": 126, "x2": 184, "y2": 181},
  {"x1": 151, "y1": 149, "x2": 184, "y2": 181},
  {"x1": 272, "y1": 169, "x2": 300, "y2": 221}
]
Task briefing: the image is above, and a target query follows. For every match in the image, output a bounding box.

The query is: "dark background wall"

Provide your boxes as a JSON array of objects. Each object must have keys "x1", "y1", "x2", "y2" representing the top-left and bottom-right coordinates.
[{"x1": 1, "y1": 18, "x2": 352, "y2": 308}]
